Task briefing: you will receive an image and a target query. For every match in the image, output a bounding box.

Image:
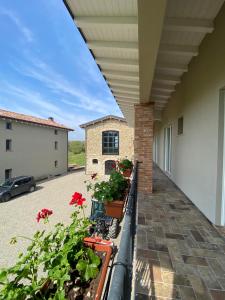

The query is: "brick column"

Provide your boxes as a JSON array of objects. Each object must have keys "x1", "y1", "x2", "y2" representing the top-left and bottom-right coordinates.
[{"x1": 134, "y1": 103, "x2": 154, "y2": 193}]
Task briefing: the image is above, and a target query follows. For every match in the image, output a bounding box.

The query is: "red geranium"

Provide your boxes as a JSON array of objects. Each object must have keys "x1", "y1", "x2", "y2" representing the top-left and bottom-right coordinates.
[
  {"x1": 76, "y1": 197, "x2": 86, "y2": 206},
  {"x1": 112, "y1": 162, "x2": 116, "y2": 169},
  {"x1": 69, "y1": 192, "x2": 86, "y2": 206},
  {"x1": 36, "y1": 208, "x2": 53, "y2": 223}
]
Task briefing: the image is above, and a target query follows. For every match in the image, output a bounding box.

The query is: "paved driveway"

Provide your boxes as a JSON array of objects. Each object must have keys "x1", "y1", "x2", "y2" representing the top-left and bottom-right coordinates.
[{"x1": 0, "y1": 170, "x2": 92, "y2": 268}]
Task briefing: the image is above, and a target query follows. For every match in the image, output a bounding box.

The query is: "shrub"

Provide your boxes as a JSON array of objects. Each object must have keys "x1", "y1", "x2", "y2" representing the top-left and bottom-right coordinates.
[{"x1": 118, "y1": 159, "x2": 133, "y2": 172}]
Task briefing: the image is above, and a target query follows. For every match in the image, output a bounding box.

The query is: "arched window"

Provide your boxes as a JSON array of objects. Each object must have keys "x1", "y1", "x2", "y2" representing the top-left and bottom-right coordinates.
[
  {"x1": 105, "y1": 160, "x2": 116, "y2": 175},
  {"x1": 102, "y1": 131, "x2": 119, "y2": 155}
]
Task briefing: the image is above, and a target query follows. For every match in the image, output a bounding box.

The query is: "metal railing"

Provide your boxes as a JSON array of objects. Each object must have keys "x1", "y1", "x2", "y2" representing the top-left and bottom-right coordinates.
[{"x1": 107, "y1": 163, "x2": 138, "y2": 300}]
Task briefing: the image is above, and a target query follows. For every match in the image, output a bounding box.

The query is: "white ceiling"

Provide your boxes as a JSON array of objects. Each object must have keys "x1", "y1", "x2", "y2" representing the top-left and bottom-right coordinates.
[{"x1": 65, "y1": 0, "x2": 225, "y2": 126}]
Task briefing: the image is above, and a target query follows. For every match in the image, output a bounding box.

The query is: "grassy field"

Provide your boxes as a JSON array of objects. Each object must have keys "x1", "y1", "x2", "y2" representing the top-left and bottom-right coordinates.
[{"x1": 68, "y1": 151, "x2": 85, "y2": 166}]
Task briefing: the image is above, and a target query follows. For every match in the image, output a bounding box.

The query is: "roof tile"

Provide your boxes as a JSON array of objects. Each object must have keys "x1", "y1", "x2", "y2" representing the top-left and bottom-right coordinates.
[{"x1": 0, "y1": 109, "x2": 73, "y2": 131}]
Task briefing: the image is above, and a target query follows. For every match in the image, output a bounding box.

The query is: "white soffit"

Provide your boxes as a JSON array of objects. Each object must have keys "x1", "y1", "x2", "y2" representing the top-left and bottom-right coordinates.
[
  {"x1": 64, "y1": 0, "x2": 225, "y2": 124},
  {"x1": 64, "y1": 0, "x2": 138, "y2": 127},
  {"x1": 151, "y1": 0, "x2": 225, "y2": 112}
]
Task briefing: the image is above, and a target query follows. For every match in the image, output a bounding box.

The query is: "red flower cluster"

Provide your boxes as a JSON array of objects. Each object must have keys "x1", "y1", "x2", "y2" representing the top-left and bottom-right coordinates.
[
  {"x1": 36, "y1": 208, "x2": 53, "y2": 223},
  {"x1": 119, "y1": 163, "x2": 125, "y2": 169},
  {"x1": 91, "y1": 173, "x2": 97, "y2": 180},
  {"x1": 69, "y1": 192, "x2": 86, "y2": 206},
  {"x1": 112, "y1": 162, "x2": 116, "y2": 169}
]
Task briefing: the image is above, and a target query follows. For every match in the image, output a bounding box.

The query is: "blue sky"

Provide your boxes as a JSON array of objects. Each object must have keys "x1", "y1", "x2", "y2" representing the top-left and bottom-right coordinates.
[{"x1": 0, "y1": 0, "x2": 122, "y2": 140}]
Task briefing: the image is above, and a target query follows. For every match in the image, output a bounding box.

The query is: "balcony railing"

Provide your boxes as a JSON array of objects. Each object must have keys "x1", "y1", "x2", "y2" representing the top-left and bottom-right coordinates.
[{"x1": 106, "y1": 162, "x2": 138, "y2": 300}]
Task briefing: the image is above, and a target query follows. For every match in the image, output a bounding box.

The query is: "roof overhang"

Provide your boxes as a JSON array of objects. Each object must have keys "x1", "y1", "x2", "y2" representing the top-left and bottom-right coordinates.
[
  {"x1": 80, "y1": 115, "x2": 126, "y2": 128},
  {"x1": 64, "y1": 0, "x2": 225, "y2": 126}
]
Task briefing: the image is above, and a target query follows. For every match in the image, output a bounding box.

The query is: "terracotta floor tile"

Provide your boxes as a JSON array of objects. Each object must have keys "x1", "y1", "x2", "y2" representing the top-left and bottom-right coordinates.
[
  {"x1": 182, "y1": 255, "x2": 208, "y2": 266},
  {"x1": 188, "y1": 275, "x2": 212, "y2": 300},
  {"x1": 150, "y1": 282, "x2": 180, "y2": 299},
  {"x1": 165, "y1": 233, "x2": 185, "y2": 240},
  {"x1": 191, "y1": 230, "x2": 205, "y2": 242},
  {"x1": 158, "y1": 252, "x2": 174, "y2": 272},
  {"x1": 135, "y1": 166, "x2": 225, "y2": 300},
  {"x1": 210, "y1": 290, "x2": 225, "y2": 300},
  {"x1": 179, "y1": 286, "x2": 196, "y2": 300},
  {"x1": 137, "y1": 249, "x2": 159, "y2": 260},
  {"x1": 162, "y1": 272, "x2": 191, "y2": 286}
]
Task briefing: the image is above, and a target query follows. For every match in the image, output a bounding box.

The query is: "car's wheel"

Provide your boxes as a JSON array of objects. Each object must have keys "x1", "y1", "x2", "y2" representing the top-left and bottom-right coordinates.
[
  {"x1": 2, "y1": 193, "x2": 11, "y2": 202},
  {"x1": 107, "y1": 218, "x2": 119, "y2": 239},
  {"x1": 29, "y1": 186, "x2": 35, "y2": 193}
]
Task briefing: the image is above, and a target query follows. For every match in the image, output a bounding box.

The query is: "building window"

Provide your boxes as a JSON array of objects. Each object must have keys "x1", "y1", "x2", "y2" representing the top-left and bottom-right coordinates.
[
  {"x1": 178, "y1": 117, "x2": 183, "y2": 135},
  {"x1": 54, "y1": 160, "x2": 58, "y2": 168},
  {"x1": 105, "y1": 160, "x2": 116, "y2": 175},
  {"x1": 55, "y1": 141, "x2": 58, "y2": 150},
  {"x1": 54, "y1": 129, "x2": 58, "y2": 135},
  {"x1": 5, "y1": 169, "x2": 12, "y2": 180},
  {"x1": 102, "y1": 131, "x2": 119, "y2": 155},
  {"x1": 164, "y1": 126, "x2": 172, "y2": 174},
  {"x1": 6, "y1": 122, "x2": 12, "y2": 130},
  {"x1": 92, "y1": 159, "x2": 98, "y2": 164},
  {"x1": 6, "y1": 139, "x2": 12, "y2": 151}
]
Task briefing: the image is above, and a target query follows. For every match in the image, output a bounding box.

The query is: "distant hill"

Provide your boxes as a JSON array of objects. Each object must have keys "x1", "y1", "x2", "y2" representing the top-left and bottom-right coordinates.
[
  {"x1": 68, "y1": 140, "x2": 85, "y2": 166},
  {"x1": 68, "y1": 140, "x2": 85, "y2": 154}
]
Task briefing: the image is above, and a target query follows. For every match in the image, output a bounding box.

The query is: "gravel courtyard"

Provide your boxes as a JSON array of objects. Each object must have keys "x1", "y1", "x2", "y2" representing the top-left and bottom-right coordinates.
[{"x1": 0, "y1": 170, "x2": 92, "y2": 268}]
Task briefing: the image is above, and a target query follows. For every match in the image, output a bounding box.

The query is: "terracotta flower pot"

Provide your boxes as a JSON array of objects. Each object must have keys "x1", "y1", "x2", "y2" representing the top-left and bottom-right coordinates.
[
  {"x1": 104, "y1": 200, "x2": 125, "y2": 219},
  {"x1": 122, "y1": 168, "x2": 132, "y2": 178}
]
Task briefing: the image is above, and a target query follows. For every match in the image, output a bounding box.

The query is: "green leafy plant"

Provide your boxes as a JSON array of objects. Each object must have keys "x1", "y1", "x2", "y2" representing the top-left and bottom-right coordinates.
[
  {"x1": 109, "y1": 170, "x2": 128, "y2": 195},
  {"x1": 88, "y1": 171, "x2": 128, "y2": 203},
  {"x1": 118, "y1": 159, "x2": 133, "y2": 172},
  {"x1": 0, "y1": 193, "x2": 101, "y2": 300}
]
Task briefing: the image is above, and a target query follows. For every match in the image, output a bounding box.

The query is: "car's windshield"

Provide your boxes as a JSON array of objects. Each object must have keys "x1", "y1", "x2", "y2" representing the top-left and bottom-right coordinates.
[{"x1": 1, "y1": 179, "x2": 14, "y2": 188}]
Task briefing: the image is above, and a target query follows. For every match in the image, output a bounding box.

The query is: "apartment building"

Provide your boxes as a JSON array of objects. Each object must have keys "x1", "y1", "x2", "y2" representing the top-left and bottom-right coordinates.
[{"x1": 0, "y1": 109, "x2": 73, "y2": 182}]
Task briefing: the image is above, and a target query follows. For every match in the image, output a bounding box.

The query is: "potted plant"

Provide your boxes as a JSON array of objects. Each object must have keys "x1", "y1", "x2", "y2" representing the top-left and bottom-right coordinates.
[
  {"x1": 0, "y1": 193, "x2": 113, "y2": 300},
  {"x1": 118, "y1": 159, "x2": 133, "y2": 177},
  {"x1": 89, "y1": 171, "x2": 128, "y2": 219}
]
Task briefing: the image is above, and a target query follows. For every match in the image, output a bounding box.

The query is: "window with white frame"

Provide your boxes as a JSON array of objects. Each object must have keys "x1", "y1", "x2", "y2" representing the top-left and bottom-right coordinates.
[
  {"x1": 164, "y1": 126, "x2": 172, "y2": 174},
  {"x1": 178, "y1": 117, "x2": 183, "y2": 135}
]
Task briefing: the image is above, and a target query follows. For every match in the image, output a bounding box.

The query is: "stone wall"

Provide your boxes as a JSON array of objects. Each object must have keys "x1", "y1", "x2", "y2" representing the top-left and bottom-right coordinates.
[{"x1": 85, "y1": 119, "x2": 134, "y2": 176}]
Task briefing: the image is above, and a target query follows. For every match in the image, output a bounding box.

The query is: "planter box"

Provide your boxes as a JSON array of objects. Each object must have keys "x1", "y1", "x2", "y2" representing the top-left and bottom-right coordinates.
[
  {"x1": 104, "y1": 200, "x2": 125, "y2": 219},
  {"x1": 40, "y1": 238, "x2": 113, "y2": 300},
  {"x1": 83, "y1": 237, "x2": 113, "y2": 300}
]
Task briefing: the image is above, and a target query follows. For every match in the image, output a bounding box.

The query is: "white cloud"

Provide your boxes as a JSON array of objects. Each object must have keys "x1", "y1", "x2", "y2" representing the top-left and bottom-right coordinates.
[
  {"x1": 0, "y1": 8, "x2": 34, "y2": 42},
  {"x1": 13, "y1": 57, "x2": 121, "y2": 115},
  {"x1": 0, "y1": 81, "x2": 93, "y2": 139}
]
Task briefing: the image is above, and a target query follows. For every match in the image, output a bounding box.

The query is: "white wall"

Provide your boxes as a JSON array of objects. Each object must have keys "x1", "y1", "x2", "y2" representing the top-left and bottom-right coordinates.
[
  {"x1": 0, "y1": 120, "x2": 68, "y2": 182},
  {"x1": 154, "y1": 4, "x2": 225, "y2": 225}
]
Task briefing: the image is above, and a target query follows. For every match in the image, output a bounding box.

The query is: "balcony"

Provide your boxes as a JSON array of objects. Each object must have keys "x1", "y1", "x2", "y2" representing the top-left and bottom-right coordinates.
[{"x1": 109, "y1": 164, "x2": 225, "y2": 299}]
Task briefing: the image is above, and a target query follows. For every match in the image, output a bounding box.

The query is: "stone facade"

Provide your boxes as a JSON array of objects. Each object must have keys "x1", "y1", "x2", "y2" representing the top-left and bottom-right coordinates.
[
  {"x1": 82, "y1": 117, "x2": 134, "y2": 176},
  {"x1": 134, "y1": 104, "x2": 154, "y2": 193}
]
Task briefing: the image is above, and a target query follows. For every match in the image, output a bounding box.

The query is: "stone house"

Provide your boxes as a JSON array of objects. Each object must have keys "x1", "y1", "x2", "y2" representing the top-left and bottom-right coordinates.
[
  {"x1": 0, "y1": 109, "x2": 73, "y2": 182},
  {"x1": 80, "y1": 115, "x2": 134, "y2": 176}
]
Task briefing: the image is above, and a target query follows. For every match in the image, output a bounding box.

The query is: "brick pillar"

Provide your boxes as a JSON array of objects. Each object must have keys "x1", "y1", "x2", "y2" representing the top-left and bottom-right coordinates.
[{"x1": 134, "y1": 103, "x2": 154, "y2": 193}]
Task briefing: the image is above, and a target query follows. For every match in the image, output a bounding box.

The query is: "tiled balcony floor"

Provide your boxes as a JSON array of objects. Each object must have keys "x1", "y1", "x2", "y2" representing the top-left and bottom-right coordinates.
[{"x1": 135, "y1": 166, "x2": 225, "y2": 300}]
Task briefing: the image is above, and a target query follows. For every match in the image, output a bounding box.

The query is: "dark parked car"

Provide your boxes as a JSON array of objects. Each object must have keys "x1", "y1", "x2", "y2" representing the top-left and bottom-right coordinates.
[{"x1": 0, "y1": 176, "x2": 36, "y2": 202}]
